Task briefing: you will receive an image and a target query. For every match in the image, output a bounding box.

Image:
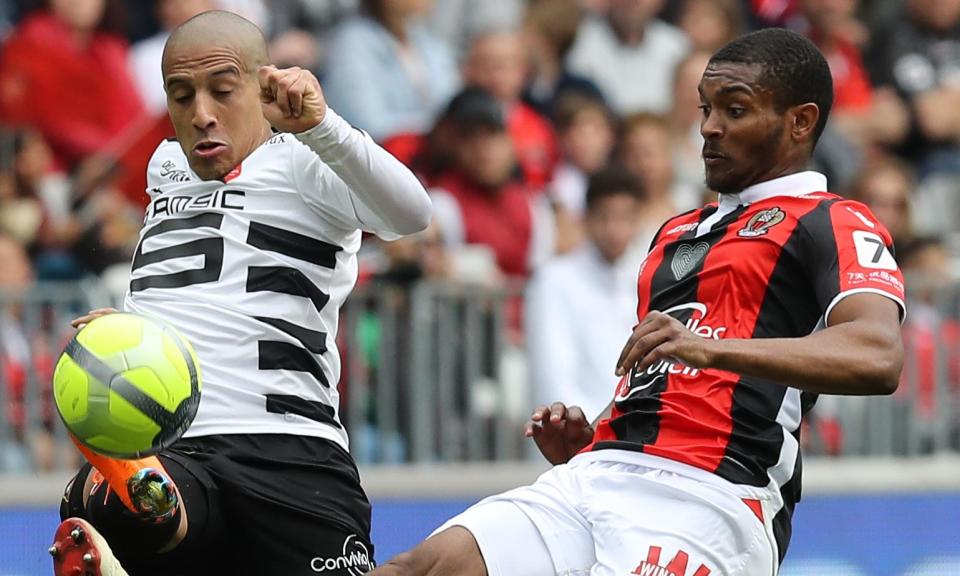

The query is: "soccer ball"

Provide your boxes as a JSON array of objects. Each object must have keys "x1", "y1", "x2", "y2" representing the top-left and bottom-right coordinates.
[{"x1": 53, "y1": 313, "x2": 201, "y2": 459}]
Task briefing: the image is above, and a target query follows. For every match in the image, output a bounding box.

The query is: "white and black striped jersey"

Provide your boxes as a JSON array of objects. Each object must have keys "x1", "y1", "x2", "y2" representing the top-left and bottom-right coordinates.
[{"x1": 124, "y1": 109, "x2": 431, "y2": 450}]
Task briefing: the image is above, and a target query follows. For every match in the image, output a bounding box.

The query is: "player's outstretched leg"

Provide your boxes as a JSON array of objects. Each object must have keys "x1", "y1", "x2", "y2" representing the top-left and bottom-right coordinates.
[
  {"x1": 53, "y1": 445, "x2": 221, "y2": 576},
  {"x1": 72, "y1": 439, "x2": 181, "y2": 522},
  {"x1": 371, "y1": 527, "x2": 488, "y2": 576}
]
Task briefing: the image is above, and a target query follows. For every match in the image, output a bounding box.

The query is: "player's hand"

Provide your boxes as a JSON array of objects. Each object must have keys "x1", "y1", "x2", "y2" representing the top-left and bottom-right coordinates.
[
  {"x1": 71, "y1": 308, "x2": 118, "y2": 330},
  {"x1": 524, "y1": 403, "x2": 594, "y2": 465},
  {"x1": 258, "y1": 65, "x2": 327, "y2": 134},
  {"x1": 615, "y1": 311, "x2": 715, "y2": 377}
]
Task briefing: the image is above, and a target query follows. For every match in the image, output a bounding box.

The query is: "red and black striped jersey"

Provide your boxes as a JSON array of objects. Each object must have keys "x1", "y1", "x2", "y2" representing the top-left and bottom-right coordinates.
[{"x1": 587, "y1": 172, "x2": 905, "y2": 560}]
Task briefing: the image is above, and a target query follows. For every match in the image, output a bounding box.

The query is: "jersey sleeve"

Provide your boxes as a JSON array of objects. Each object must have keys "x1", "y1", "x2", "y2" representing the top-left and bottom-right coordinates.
[
  {"x1": 144, "y1": 140, "x2": 182, "y2": 201},
  {"x1": 801, "y1": 199, "x2": 906, "y2": 326},
  {"x1": 291, "y1": 108, "x2": 432, "y2": 241}
]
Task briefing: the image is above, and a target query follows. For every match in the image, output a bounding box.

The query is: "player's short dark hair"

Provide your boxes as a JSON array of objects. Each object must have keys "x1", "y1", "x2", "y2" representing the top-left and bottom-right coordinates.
[
  {"x1": 585, "y1": 166, "x2": 644, "y2": 211},
  {"x1": 709, "y1": 28, "x2": 833, "y2": 145}
]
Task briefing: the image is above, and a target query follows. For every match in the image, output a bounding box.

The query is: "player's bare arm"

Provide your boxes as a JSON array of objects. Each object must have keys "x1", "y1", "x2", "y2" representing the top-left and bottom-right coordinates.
[{"x1": 616, "y1": 292, "x2": 902, "y2": 395}]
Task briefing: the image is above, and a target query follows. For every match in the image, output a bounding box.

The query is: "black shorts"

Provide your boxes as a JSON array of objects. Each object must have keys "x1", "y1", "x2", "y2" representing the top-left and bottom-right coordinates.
[{"x1": 65, "y1": 434, "x2": 375, "y2": 576}]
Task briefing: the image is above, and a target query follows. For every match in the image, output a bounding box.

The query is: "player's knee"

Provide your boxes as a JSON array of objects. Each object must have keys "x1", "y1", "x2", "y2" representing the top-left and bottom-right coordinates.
[
  {"x1": 84, "y1": 480, "x2": 183, "y2": 556},
  {"x1": 60, "y1": 464, "x2": 93, "y2": 521}
]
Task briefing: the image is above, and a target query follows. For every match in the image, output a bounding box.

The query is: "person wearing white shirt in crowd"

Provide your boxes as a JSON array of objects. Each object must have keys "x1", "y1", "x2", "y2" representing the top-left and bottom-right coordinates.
[
  {"x1": 128, "y1": 0, "x2": 214, "y2": 115},
  {"x1": 566, "y1": 0, "x2": 689, "y2": 115},
  {"x1": 526, "y1": 167, "x2": 644, "y2": 420}
]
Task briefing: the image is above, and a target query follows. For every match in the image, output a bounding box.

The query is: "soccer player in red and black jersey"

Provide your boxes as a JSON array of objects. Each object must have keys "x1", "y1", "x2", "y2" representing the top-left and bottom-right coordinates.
[{"x1": 371, "y1": 28, "x2": 905, "y2": 576}]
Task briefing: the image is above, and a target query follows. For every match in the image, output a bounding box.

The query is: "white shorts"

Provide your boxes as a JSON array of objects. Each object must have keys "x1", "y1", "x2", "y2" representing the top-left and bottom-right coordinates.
[{"x1": 436, "y1": 450, "x2": 779, "y2": 576}]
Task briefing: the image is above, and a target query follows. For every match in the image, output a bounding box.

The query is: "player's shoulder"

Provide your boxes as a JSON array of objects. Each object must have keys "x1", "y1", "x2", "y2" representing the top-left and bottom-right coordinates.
[
  {"x1": 773, "y1": 191, "x2": 859, "y2": 221},
  {"x1": 650, "y1": 206, "x2": 709, "y2": 247},
  {"x1": 146, "y1": 139, "x2": 191, "y2": 189},
  {"x1": 791, "y1": 193, "x2": 895, "y2": 243}
]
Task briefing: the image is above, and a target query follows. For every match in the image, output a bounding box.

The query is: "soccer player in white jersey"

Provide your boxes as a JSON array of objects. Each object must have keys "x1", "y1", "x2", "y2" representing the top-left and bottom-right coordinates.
[{"x1": 49, "y1": 10, "x2": 431, "y2": 576}]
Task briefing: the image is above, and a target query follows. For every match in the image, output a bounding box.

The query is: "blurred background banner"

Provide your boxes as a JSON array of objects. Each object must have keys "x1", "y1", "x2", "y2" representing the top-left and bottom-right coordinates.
[{"x1": 1, "y1": 0, "x2": 960, "y2": 573}]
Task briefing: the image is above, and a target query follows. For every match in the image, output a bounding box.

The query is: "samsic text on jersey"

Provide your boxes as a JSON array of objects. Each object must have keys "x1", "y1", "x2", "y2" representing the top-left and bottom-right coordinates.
[
  {"x1": 125, "y1": 129, "x2": 396, "y2": 451},
  {"x1": 587, "y1": 172, "x2": 905, "y2": 561}
]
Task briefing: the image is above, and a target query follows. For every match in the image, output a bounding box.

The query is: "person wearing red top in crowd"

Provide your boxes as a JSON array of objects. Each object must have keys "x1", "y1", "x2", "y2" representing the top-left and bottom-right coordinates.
[
  {"x1": 0, "y1": 0, "x2": 146, "y2": 172},
  {"x1": 797, "y1": 0, "x2": 908, "y2": 150},
  {"x1": 429, "y1": 87, "x2": 554, "y2": 279},
  {"x1": 463, "y1": 30, "x2": 559, "y2": 191}
]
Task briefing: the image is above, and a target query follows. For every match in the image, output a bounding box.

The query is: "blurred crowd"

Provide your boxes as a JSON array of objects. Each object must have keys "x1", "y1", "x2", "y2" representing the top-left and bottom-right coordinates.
[{"x1": 1, "y1": 0, "x2": 959, "y2": 467}]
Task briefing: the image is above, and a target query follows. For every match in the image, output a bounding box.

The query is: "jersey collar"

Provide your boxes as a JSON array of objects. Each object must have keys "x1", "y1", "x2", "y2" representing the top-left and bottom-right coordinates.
[{"x1": 718, "y1": 171, "x2": 828, "y2": 208}]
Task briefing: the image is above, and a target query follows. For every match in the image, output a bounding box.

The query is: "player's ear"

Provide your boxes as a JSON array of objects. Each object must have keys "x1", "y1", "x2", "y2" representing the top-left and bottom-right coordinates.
[{"x1": 790, "y1": 103, "x2": 819, "y2": 143}]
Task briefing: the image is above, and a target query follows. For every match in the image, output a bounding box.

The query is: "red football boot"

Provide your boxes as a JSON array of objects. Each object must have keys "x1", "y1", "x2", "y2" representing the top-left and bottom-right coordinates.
[{"x1": 50, "y1": 518, "x2": 128, "y2": 576}]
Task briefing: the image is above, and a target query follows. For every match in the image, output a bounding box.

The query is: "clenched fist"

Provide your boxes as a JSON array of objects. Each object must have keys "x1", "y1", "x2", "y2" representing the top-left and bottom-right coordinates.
[
  {"x1": 524, "y1": 403, "x2": 594, "y2": 465},
  {"x1": 258, "y1": 65, "x2": 327, "y2": 134}
]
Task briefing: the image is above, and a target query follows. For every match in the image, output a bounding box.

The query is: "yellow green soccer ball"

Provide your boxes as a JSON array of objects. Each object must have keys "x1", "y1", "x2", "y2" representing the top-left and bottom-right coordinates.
[{"x1": 53, "y1": 313, "x2": 201, "y2": 459}]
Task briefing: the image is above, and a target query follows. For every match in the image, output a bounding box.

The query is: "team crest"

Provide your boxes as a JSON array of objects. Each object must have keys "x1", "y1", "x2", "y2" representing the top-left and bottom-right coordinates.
[
  {"x1": 671, "y1": 242, "x2": 710, "y2": 281},
  {"x1": 738, "y1": 207, "x2": 785, "y2": 237}
]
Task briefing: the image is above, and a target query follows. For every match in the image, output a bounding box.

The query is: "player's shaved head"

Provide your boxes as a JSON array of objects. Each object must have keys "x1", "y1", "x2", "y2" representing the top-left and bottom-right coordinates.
[
  {"x1": 161, "y1": 10, "x2": 273, "y2": 181},
  {"x1": 162, "y1": 10, "x2": 268, "y2": 77}
]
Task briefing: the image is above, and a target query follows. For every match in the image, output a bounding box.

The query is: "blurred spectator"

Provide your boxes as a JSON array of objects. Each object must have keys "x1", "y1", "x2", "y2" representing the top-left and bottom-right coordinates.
[
  {"x1": 566, "y1": 0, "x2": 689, "y2": 115},
  {"x1": 70, "y1": 182, "x2": 141, "y2": 291},
  {"x1": 849, "y1": 156, "x2": 915, "y2": 247},
  {"x1": 750, "y1": 0, "x2": 801, "y2": 28},
  {"x1": 122, "y1": 0, "x2": 160, "y2": 42},
  {"x1": 0, "y1": 146, "x2": 42, "y2": 249},
  {"x1": 619, "y1": 113, "x2": 701, "y2": 230},
  {"x1": 215, "y1": 0, "x2": 268, "y2": 29},
  {"x1": 128, "y1": 0, "x2": 213, "y2": 115},
  {"x1": 526, "y1": 167, "x2": 644, "y2": 420},
  {"x1": 323, "y1": 0, "x2": 459, "y2": 142},
  {"x1": 521, "y1": 0, "x2": 604, "y2": 117},
  {"x1": 0, "y1": 0, "x2": 13, "y2": 38},
  {"x1": 375, "y1": 221, "x2": 451, "y2": 286},
  {"x1": 676, "y1": 0, "x2": 745, "y2": 53},
  {"x1": 548, "y1": 91, "x2": 615, "y2": 221},
  {"x1": 668, "y1": 50, "x2": 711, "y2": 195},
  {"x1": 266, "y1": 0, "x2": 358, "y2": 73},
  {"x1": 429, "y1": 0, "x2": 524, "y2": 60},
  {"x1": 797, "y1": 0, "x2": 909, "y2": 151},
  {"x1": 6, "y1": 129, "x2": 81, "y2": 280},
  {"x1": 901, "y1": 236, "x2": 955, "y2": 306},
  {"x1": 429, "y1": 88, "x2": 555, "y2": 280},
  {"x1": 464, "y1": 30, "x2": 559, "y2": 190},
  {"x1": 0, "y1": 234, "x2": 58, "y2": 472},
  {"x1": 0, "y1": 0, "x2": 146, "y2": 171},
  {"x1": 869, "y1": 0, "x2": 960, "y2": 176},
  {"x1": 897, "y1": 236, "x2": 960, "y2": 448}
]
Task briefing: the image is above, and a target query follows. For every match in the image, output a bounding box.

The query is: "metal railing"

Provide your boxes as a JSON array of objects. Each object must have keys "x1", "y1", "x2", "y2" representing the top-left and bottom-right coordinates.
[{"x1": 1, "y1": 280, "x2": 959, "y2": 472}]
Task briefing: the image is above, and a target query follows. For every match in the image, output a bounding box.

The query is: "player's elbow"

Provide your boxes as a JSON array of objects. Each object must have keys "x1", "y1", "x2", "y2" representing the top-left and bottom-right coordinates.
[
  {"x1": 396, "y1": 193, "x2": 433, "y2": 235},
  {"x1": 861, "y1": 333, "x2": 904, "y2": 395}
]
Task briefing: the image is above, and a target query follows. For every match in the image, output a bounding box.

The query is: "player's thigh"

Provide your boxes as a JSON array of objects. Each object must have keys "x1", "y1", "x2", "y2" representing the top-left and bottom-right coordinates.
[
  {"x1": 581, "y1": 465, "x2": 776, "y2": 576},
  {"x1": 196, "y1": 434, "x2": 374, "y2": 575},
  {"x1": 226, "y1": 493, "x2": 375, "y2": 575},
  {"x1": 434, "y1": 468, "x2": 597, "y2": 576}
]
